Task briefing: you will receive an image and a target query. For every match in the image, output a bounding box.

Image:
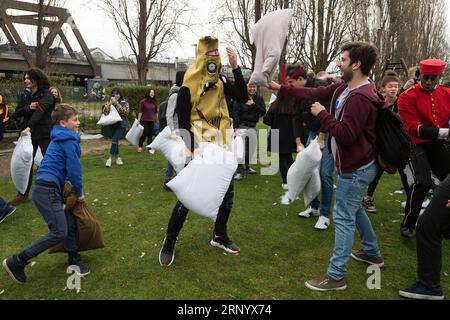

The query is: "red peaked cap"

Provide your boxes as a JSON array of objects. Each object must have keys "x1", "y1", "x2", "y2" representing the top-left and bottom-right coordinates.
[
  {"x1": 419, "y1": 59, "x2": 447, "y2": 75},
  {"x1": 280, "y1": 64, "x2": 305, "y2": 85}
]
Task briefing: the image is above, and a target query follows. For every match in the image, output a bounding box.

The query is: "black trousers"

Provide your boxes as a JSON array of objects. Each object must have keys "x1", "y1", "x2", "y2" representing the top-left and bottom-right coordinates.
[
  {"x1": 416, "y1": 174, "x2": 450, "y2": 287},
  {"x1": 279, "y1": 153, "x2": 294, "y2": 184},
  {"x1": 367, "y1": 164, "x2": 409, "y2": 198},
  {"x1": 166, "y1": 182, "x2": 234, "y2": 240},
  {"x1": 401, "y1": 142, "x2": 450, "y2": 229},
  {"x1": 138, "y1": 121, "x2": 154, "y2": 148},
  {"x1": 20, "y1": 137, "x2": 50, "y2": 196}
]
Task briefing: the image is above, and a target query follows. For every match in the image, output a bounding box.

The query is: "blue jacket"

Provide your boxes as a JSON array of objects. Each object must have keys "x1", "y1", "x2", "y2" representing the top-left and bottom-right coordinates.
[{"x1": 37, "y1": 125, "x2": 83, "y2": 197}]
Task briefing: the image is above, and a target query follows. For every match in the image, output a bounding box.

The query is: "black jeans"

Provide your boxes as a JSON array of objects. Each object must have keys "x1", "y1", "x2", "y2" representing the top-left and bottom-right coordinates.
[
  {"x1": 416, "y1": 174, "x2": 450, "y2": 287},
  {"x1": 279, "y1": 153, "x2": 294, "y2": 184},
  {"x1": 20, "y1": 137, "x2": 51, "y2": 196},
  {"x1": 139, "y1": 121, "x2": 154, "y2": 148},
  {"x1": 402, "y1": 142, "x2": 450, "y2": 229},
  {"x1": 166, "y1": 182, "x2": 234, "y2": 240}
]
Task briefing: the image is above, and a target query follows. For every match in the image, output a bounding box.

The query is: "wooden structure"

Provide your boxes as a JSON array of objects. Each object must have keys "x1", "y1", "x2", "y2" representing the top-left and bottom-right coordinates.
[{"x1": 0, "y1": 0, "x2": 100, "y2": 76}]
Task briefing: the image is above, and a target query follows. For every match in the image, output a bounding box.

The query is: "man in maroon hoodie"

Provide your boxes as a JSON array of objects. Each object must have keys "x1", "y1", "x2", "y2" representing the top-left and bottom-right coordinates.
[{"x1": 270, "y1": 42, "x2": 386, "y2": 291}]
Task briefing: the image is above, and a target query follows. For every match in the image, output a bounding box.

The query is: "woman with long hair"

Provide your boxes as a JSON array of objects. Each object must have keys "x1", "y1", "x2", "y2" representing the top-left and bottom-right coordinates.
[
  {"x1": 137, "y1": 88, "x2": 158, "y2": 152},
  {"x1": 102, "y1": 87, "x2": 129, "y2": 167}
]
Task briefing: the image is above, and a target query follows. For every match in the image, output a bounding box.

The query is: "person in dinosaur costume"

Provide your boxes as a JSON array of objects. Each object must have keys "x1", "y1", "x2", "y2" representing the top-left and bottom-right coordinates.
[{"x1": 159, "y1": 36, "x2": 249, "y2": 267}]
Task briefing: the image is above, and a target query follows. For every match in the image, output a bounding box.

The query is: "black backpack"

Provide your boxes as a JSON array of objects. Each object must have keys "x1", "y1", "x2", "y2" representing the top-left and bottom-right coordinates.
[{"x1": 375, "y1": 108, "x2": 411, "y2": 174}]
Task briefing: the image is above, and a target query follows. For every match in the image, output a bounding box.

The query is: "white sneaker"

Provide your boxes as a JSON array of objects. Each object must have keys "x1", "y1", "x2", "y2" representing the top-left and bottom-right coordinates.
[
  {"x1": 298, "y1": 207, "x2": 320, "y2": 218},
  {"x1": 105, "y1": 158, "x2": 112, "y2": 168},
  {"x1": 281, "y1": 184, "x2": 288, "y2": 191},
  {"x1": 314, "y1": 216, "x2": 330, "y2": 231},
  {"x1": 116, "y1": 157, "x2": 124, "y2": 166}
]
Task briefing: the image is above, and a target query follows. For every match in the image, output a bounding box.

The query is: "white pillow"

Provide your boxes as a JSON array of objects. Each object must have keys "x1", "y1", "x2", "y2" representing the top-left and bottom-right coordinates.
[
  {"x1": 34, "y1": 146, "x2": 43, "y2": 167},
  {"x1": 249, "y1": 9, "x2": 294, "y2": 86},
  {"x1": 232, "y1": 134, "x2": 245, "y2": 164},
  {"x1": 97, "y1": 105, "x2": 122, "y2": 126},
  {"x1": 11, "y1": 134, "x2": 34, "y2": 194},
  {"x1": 166, "y1": 142, "x2": 237, "y2": 222},
  {"x1": 303, "y1": 168, "x2": 321, "y2": 207},
  {"x1": 287, "y1": 139, "x2": 322, "y2": 202},
  {"x1": 126, "y1": 119, "x2": 144, "y2": 146},
  {"x1": 147, "y1": 126, "x2": 186, "y2": 173}
]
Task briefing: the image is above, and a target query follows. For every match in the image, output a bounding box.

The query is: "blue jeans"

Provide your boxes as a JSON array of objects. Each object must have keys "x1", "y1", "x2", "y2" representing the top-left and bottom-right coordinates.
[
  {"x1": 0, "y1": 197, "x2": 10, "y2": 215},
  {"x1": 307, "y1": 131, "x2": 335, "y2": 218},
  {"x1": 164, "y1": 162, "x2": 174, "y2": 183},
  {"x1": 18, "y1": 182, "x2": 77, "y2": 260},
  {"x1": 327, "y1": 162, "x2": 381, "y2": 280},
  {"x1": 110, "y1": 121, "x2": 125, "y2": 156}
]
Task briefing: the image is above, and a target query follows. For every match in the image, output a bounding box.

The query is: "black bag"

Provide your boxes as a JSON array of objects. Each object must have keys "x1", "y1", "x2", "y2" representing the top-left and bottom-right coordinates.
[{"x1": 375, "y1": 108, "x2": 411, "y2": 174}]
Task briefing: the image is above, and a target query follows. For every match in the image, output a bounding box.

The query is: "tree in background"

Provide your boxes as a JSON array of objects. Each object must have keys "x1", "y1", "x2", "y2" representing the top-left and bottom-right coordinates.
[{"x1": 100, "y1": 0, "x2": 189, "y2": 85}]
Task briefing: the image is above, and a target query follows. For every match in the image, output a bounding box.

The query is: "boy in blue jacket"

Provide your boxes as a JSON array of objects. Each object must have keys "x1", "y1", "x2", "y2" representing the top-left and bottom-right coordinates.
[{"x1": 3, "y1": 104, "x2": 89, "y2": 283}]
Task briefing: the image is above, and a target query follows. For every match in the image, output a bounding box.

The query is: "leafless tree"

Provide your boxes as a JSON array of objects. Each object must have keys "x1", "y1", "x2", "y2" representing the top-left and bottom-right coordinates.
[
  {"x1": 347, "y1": 0, "x2": 450, "y2": 81},
  {"x1": 286, "y1": 0, "x2": 356, "y2": 73},
  {"x1": 216, "y1": 0, "x2": 292, "y2": 70},
  {"x1": 100, "y1": 0, "x2": 189, "y2": 85}
]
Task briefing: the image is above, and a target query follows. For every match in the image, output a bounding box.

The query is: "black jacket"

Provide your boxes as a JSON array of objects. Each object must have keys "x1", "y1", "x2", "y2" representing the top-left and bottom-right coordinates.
[
  {"x1": 15, "y1": 89, "x2": 55, "y2": 140},
  {"x1": 232, "y1": 94, "x2": 266, "y2": 128},
  {"x1": 263, "y1": 110, "x2": 296, "y2": 154},
  {"x1": 12, "y1": 88, "x2": 32, "y2": 130},
  {"x1": 293, "y1": 78, "x2": 330, "y2": 136}
]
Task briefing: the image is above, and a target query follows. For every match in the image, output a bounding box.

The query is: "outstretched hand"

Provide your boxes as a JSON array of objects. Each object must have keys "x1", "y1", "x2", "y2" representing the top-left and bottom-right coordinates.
[
  {"x1": 268, "y1": 81, "x2": 281, "y2": 91},
  {"x1": 226, "y1": 47, "x2": 238, "y2": 70}
]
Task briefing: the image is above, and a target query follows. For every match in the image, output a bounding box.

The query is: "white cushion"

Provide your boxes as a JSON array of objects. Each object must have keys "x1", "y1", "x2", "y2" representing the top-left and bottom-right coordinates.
[
  {"x1": 97, "y1": 105, "x2": 122, "y2": 126},
  {"x1": 147, "y1": 126, "x2": 186, "y2": 173},
  {"x1": 126, "y1": 119, "x2": 144, "y2": 146},
  {"x1": 303, "y1": 168, "x2": 321, "y2": 207},
  {"x1": 287, "y1": 139, "x2": 322, "y2": 202},
  {"x1": 166, "y1": 142, "x2": 237, "y2": 221},
  {"x1": 11, "y1": 134, "x2": 34, "y2": 194}
]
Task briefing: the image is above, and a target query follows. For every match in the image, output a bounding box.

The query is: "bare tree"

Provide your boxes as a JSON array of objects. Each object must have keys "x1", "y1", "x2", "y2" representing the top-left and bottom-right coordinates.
[
  {"x1": 216, "y1": 0, "x2": 292, "y2": 70},
  {"x1": 347, "y1": 0, "x2": 450, "y2": 80},
  {"x1": 286, "y1": 0, "x2": 355, "y2": 73},
  {"x1": 100, "y1": 0, "x2": 189, "y2": 85}
]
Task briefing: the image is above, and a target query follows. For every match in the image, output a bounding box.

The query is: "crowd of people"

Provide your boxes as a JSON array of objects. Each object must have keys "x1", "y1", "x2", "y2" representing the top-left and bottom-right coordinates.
[{"x1": 0, "y1": 36, "x2": 449, "y2": 301}]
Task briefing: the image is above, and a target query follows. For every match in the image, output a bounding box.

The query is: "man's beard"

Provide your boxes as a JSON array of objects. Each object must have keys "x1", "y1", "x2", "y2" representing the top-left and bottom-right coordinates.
[{"x1": 341, "y1": 66, "x2": 354, "y2": 83}]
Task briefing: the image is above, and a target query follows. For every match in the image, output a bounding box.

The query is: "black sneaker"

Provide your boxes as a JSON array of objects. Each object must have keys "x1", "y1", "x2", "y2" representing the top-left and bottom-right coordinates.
[
  {"x1": 159, "y1": 237, "x2": 176, "y2": 267},
  {"x1": 2, "y1": 256, "x2": 28, "y2": 284},
  {"x1": 0, "y1": 204, "x2": 16, "y2": 224},
  {"x1": 399, "y1": 281, "x2": 444, "y2": 300},
  {"x1": 210, "y1": 234, "x2": 240, "y2": 254},
  {"x1": 400, "y1": 226, "x2": 415, "y2": 238},
  {"x1": 68, "y1": 256, "x2": 90, "y2": 277},
  {"x1": 233, "y1": 173, "x2": 244, "y2": 181}
]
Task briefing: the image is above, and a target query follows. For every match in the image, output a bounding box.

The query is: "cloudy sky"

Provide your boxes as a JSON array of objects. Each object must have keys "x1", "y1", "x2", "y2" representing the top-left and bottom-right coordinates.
[{"x1": 5, "y1": 0, "x2": 450, "y2": 63}]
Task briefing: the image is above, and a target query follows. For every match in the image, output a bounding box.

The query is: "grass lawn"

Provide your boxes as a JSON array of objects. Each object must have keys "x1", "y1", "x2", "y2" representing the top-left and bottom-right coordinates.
[{"x1": 1, "y1": 143, "x2": 449, "y2": 300}]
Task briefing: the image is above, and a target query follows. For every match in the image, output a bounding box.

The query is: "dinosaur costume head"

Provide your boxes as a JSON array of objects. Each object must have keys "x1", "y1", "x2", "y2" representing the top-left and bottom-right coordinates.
[{"x1": 183, "y1": 36, "x2": 231, "y2": 149}]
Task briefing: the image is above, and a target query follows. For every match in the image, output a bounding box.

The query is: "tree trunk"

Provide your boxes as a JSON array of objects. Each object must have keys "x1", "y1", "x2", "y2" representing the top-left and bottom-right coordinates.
[
  {"x1": 315, "y1": 0, "x2": 325, "y2": 72},
  {"x1": 137, "y1": 0, "x2": 148, "y2": 85},
  {"x1": 35, "y1": 0, "x2": 46, "y2": 70}
]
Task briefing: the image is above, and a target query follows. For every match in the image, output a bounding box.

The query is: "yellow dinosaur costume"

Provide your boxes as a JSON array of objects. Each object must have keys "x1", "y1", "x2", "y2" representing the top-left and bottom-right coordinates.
[{"x1": 183, "y1": 37, "x2": 231, "y2": 149}]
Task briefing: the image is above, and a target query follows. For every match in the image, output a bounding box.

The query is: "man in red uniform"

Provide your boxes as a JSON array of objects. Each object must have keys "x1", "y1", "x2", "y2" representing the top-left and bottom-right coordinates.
[{"x1": 397, "y1": 59, "x2": 450, "y2": 238}]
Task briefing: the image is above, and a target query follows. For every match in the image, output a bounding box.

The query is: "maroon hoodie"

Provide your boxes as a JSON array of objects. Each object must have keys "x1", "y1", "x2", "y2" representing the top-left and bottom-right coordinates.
[{"x1": 280, "y1": 80, "x2": 386, "y2": 174}]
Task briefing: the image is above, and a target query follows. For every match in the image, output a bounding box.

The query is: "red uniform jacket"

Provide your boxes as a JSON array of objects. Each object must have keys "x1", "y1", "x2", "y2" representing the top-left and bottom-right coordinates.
[{"x1": 398, "y1": 84, "x2": 450, "y2": 145}]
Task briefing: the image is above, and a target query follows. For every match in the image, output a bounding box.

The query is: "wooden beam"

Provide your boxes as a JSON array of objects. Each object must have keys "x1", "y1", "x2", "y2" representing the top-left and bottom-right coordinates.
[
  {"x1": 0, "y1": 18, "x2": 17, "y2": 45},
  {"x1": 3, "y1": 0, "x2": 69, "y2": 17},
  {"x1": 58, "y1": 31, "x2": 76, "y2": 59},
  {"x1": 0, "y1": 11, "x2": 34, "y2": 67}
]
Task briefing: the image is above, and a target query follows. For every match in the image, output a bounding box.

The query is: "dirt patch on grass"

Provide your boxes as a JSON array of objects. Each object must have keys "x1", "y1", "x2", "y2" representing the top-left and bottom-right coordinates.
[{"x1": 0, "y1": 137, "x2": 119, "y2": 178}]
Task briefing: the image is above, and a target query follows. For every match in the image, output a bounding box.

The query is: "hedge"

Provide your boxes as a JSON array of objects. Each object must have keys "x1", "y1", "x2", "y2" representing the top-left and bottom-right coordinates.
[{"x1": 105, "y1": 86, "x2": 170, "y2": 121}]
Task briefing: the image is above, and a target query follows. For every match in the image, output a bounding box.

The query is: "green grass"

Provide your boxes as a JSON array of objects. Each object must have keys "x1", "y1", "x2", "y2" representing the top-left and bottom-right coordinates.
[{"x1": 1, "y1": 144, "x2": 449, "y2": 300}]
